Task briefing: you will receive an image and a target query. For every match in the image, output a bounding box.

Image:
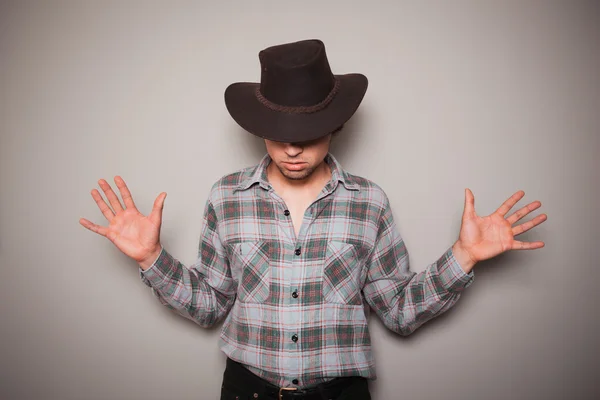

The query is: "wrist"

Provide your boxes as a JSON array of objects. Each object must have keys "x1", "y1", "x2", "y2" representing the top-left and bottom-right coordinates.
[
  {"x1": 139, "y1": 245, "x2": 162, "y2": 271},
  {"x1": 452, "y1": 241, "x2": 477, "y2": 274}
]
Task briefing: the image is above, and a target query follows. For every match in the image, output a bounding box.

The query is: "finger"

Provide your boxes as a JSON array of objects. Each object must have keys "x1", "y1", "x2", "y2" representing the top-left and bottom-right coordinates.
[
  {"x1": 506, "y1": 201, "x2": 542, "y2": 225},
  {"x1": 79, "y1": 218, "x2": 109, "y2": 237},
  {"x1": 512, "y1": 213, "x2": 547, "y2": 236},
  {"x1": 114, "y1": 176, "x2": 137, "y2": 210},
  {"x1": 511, "y1": 240, "x2": 545, "y2": 250},
  {"x1": 91, "y1": 188, "x2": 115, "y2": 221},
  {"x1": 98, "y1": 179, "x2": 124, "y2": 213},
  {"x1": 462, "y1": 188, "x2": 476, "y2": 219},
  {"x1": 149, "y1": 192, "x2": 167, "y2": 225},
  {"x1": 494, "y1": 190, "x2": 525, "y2": 217}
]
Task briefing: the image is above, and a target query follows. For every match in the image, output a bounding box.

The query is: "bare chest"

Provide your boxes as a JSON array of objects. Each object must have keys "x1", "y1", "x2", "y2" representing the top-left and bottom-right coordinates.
[{"x1": 280, "y1": 193, "x2": 317, "y2": 238}]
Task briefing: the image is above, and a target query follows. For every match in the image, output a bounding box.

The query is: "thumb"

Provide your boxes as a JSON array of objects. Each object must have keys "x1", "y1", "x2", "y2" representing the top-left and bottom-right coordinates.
[
  {"x1": 149, "y1": 192, "x2": 166, "y2": 225},
  {"x1": 463, "y1": 188, "x2": 475, "y2": 219}
]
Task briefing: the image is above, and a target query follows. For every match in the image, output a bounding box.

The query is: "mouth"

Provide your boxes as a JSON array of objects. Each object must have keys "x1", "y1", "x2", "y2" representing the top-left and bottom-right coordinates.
[{"x1": 282, "y1": 161, "x2": 308, "y2": 171}]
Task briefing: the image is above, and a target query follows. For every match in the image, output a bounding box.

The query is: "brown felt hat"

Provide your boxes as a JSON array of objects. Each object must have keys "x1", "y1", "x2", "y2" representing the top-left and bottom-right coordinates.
[{"x1": 224, "y1": 39, "x2": 368, "y2": 143}]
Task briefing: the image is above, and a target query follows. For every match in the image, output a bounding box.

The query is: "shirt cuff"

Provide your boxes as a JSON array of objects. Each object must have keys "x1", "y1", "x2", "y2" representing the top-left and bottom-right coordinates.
[
  {"x1": 138, "y1": 246, "x2": 175, "y2": 289},
  {"x1": 436, "y1": 246, "x2": 475, "y2": 293}
]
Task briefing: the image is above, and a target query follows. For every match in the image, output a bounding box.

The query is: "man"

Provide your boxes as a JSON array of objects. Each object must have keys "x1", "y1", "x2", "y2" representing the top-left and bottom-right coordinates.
[{"x1": 79, "y1": 39, "x2": 547, "y2": 400}]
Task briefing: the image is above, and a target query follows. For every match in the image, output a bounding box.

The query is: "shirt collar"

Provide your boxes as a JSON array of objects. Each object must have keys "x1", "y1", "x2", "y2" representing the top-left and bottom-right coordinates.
[{"x1": 234, "y1": 152, "x2": 360, "y2": 193}]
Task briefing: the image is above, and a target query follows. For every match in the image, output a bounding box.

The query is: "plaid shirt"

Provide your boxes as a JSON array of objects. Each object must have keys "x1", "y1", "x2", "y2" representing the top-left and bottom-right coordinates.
[{"x1": 139, "y1": 153, "x2": 474, "y2": 388}]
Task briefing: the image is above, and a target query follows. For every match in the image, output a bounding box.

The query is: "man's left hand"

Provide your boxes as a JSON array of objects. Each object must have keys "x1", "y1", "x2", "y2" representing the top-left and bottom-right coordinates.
[{"x1": 452, "y1": 189, "x2": 547, "y2": 273}]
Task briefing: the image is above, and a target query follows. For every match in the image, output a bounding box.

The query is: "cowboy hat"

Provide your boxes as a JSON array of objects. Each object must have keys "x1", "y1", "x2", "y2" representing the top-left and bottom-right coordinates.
[{"x1": 224, "y1": 39, "x2": 368, "y2": 143}]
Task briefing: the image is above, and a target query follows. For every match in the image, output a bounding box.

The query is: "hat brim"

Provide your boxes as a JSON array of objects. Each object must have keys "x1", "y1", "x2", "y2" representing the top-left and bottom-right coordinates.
[{"x1": 224, "y1": 73, "x2": 368, "y2": 143}]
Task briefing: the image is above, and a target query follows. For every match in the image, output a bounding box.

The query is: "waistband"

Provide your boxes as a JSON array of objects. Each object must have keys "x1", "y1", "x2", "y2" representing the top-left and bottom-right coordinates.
[{"x1": 223, "y1": 357, "x2": 363, "y2": 400}]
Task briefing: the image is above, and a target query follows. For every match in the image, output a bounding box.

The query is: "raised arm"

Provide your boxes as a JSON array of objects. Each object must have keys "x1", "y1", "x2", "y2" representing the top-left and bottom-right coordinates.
[
  {"x1": 138, "y1": 196, "x2": 236, "y2": 327},
  {"x1": 363, "y1": 188, "x2": 546, "y2": 336},
  {"x1": 362, "y1": 194, "x2": 474, "y2": 336},
  {"x1": 80, "y1": 176, "x2": 235, "y2": 327}
]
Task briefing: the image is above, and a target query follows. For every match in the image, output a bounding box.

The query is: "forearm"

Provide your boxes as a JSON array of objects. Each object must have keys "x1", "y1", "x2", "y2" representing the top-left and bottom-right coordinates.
[
  {"x1": 139, "y1": 247, "x2": 235, "y2": 327},
  {"x1": 366, "y1": 246, "x2": 474, "y2": 336}
]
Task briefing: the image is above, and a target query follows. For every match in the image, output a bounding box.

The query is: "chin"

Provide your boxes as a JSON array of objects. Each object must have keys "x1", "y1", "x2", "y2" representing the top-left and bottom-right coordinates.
[
  {"x1": 282, "y1": 171, "x2": 311, "y2": 180},
  {"x1": 284, "y1": 174, "x2": 310, "y2": 180}
]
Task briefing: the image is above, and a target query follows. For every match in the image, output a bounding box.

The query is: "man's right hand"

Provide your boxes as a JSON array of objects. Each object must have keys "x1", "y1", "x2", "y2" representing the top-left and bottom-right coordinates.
[{"x1": 79, "y1": 176, "x2": 167, "y2": 270}]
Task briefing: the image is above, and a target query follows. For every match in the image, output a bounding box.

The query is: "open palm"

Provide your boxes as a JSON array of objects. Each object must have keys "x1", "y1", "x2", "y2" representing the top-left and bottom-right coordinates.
[
  {"x1": 458, "y1": 189, "x2": 547, "y2": 263},
  {"x1": 79, "y1": 176, "x2": 167, "y2": 263}
]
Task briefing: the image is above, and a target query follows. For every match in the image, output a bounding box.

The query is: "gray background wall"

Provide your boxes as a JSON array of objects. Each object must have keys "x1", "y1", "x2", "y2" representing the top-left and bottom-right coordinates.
[{"x1": 1, "y1": 1, "x2": 598, "y2": 399}]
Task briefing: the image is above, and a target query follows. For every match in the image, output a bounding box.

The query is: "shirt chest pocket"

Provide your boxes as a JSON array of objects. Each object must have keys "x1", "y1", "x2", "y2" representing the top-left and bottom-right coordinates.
[
  {"x1": 323, "y1": 241, "x2": 363, "y2": 306},
  {"x1": 233, "y1": 241, "x2": 271, "y2": 304}
]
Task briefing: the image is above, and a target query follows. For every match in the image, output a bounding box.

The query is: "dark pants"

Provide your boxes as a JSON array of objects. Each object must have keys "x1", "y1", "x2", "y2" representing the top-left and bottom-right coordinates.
[{"x1": 220, "y1": 358, "x2": 371, "y2": 400}]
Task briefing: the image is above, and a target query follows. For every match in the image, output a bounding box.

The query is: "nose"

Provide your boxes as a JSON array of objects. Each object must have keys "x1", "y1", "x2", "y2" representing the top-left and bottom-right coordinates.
[{"x1": 284, "y1": 143, "x2": 303, "y2": 157}]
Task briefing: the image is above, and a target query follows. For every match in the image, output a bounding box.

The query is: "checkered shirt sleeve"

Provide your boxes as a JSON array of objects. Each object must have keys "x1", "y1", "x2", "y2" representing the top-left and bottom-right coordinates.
[
  {"x1": 362, "y1": 193, "x2": 475, "y2": 336},
  {"x1": 138, "y1": 195, "x2": 236, "y2": 327}
]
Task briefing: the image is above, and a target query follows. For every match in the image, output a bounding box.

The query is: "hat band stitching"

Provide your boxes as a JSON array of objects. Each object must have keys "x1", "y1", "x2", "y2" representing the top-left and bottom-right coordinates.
[{"x1": 254, "y1": 78, "x2": 340, "y2": 114}]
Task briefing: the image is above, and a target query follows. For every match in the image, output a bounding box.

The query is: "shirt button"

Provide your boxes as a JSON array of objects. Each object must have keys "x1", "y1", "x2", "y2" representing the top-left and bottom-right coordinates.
[
  {"x1": 292, "y1": 379, "x2": 299, "y2": 385},
  {"x1": 291, "y1": 334, "x2": 298, "y2": 343},
  {"x1": 292, "y1": 290, "x2": 298, "y2": 298},
  {"x1": 284, "y1": 209, "x2": 290, "y2": 216},
  {"x1": 294, "y1": 248, "x2": 301, "y2": 256}
]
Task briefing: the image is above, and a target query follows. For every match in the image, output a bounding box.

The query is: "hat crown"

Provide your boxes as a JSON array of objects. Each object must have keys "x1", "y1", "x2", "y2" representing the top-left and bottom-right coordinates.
[{"x1": 258, "y1": 39, "x2": 336, "y2": 107}]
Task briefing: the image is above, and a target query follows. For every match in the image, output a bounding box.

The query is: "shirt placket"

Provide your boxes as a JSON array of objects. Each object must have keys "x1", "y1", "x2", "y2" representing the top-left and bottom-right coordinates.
[
  {"x1": 264, "y1": 189, "x2": 299, "y2": 383},
  {"x1": 266, "y1": 182, "x2": 337, "y2": 387}
]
